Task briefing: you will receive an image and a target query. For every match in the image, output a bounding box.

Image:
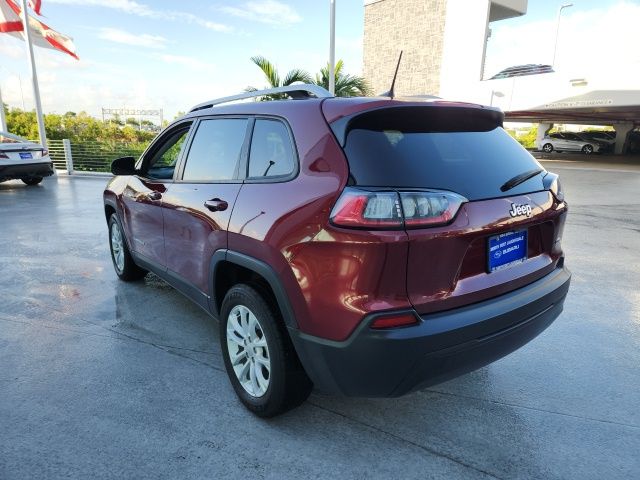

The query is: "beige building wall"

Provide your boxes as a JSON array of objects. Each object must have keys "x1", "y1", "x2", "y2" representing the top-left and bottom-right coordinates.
[{"x1": 363, "y1": 0, "x2": 448, "y2": 97}]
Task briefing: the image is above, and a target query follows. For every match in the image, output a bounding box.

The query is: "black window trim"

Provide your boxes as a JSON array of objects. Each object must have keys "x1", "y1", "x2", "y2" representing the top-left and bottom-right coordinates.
[
  {"x1": 175, "y1": 114, "x2": 252, "y2": 185},
  {"x1": 168, "y1": 113, "x2": 300, "y2": 185},
  {"x1": 135, "y1": 120, "x2": 195, "y2": 183},
  {"x1": 243, "y1": 115, "x2": 300, "y2": 184}
]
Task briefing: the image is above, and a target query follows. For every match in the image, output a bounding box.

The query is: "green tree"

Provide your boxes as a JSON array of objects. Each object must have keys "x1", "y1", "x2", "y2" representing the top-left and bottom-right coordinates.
[
  {"x1": 246, "y1": 55, "x2": 313, "y2": 100},
  {"x1": 4, "y1": 106, "x2": 157, "y2": 143},
  {"x1": 314, "y1": 60, "x2": 371, "y2": 97}
]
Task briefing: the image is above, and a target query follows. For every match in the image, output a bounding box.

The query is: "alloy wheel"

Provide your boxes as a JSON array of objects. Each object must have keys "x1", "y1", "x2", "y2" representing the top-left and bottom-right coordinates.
[
  {"x1": 110, "y1": 223, "x2": 125, "y2": 273},
  {"x1": 226, "y1": 305, "x2": 271, "y2": 397}
]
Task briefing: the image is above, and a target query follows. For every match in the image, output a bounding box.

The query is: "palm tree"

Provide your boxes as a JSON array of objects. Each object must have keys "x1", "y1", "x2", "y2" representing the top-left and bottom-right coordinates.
[
  {"x1": 246, "y1": 56, "x2": 313, "y2": 100},
  {"x1": 314, "y1": 60, "x2": 371, "y2": 97}
]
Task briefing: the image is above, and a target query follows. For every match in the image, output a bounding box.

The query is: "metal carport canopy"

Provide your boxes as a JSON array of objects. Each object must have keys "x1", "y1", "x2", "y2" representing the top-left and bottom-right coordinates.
[{"x1": 504, "y1": 90, "x2": 640, "y2": 125}]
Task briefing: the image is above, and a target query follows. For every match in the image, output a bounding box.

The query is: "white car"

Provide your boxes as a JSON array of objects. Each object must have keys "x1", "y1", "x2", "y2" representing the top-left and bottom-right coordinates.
[
  {"x1": 538, "y1": 132, "x2": 603, "y2": 155},
  {"x1": 0, "y1": 131, "x2": 54, "y2": 185}
]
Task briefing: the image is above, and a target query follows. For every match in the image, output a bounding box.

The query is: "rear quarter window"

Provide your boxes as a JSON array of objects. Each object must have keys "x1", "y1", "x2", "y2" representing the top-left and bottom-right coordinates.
[{"x1": 248, "y1": 119, "x2": 296, "y2": 179}]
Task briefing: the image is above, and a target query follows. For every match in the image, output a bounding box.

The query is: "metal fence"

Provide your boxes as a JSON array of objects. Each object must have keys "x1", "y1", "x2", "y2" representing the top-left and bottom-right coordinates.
[{"x1": 48, "y1": 139, "x2": 147, "y2": 174}]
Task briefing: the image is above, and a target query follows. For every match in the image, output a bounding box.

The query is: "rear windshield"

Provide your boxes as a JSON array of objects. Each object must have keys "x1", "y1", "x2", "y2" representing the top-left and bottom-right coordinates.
[{"x1": 340, "y1": 107, "x2": 545, "y2": 201}]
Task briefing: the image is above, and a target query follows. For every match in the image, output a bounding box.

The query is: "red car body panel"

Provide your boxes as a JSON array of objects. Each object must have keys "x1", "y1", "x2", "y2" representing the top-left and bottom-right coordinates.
[
  {"x1": 406, "y1": 191, "x2": 567, "y2": 315},
  {"x1": 121, "y1": 177, "x2": 166, "y2": 266},
  {"x1": 163, "y1": 182, "x2": 242, "y2": 292}
]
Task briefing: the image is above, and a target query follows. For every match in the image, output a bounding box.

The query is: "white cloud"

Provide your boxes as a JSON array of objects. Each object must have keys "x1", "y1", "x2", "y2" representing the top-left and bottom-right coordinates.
[
  {"x1": 155, "y1": 54, "x2": 215, "y2": 73},
  {"x1": 98, "y1": 28, "x2": 168, "y2": 49},
  {"x1": 48, "y1": 0, "x2": 233, "y2": 33},
  {"x1": 221, "y1": 1, "x2": 302, "y2": 26},
  {"x1": 48, "y1": 0, "x2": 155, "y2": 16},
  {"x1": 0, "y1": 39, "x2": 23, "y2": 60}
]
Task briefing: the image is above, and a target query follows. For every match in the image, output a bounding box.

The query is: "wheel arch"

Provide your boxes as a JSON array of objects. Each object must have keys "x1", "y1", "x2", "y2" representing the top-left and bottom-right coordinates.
[{"x1": 210, "y1": 250, "x2": 298, "y2": 329}]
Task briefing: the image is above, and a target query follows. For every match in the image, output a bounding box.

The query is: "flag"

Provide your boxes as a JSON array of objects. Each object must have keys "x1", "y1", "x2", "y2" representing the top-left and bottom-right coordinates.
[
  {"x1": 0, "y1": 0, "x2": 78, "y2": 59},
  {"x1": 29, "y1": 0, "x2": 41, "y2": 16},
  {"x1": 0, "y1": 0, "x2": 22, "y2": 32}
]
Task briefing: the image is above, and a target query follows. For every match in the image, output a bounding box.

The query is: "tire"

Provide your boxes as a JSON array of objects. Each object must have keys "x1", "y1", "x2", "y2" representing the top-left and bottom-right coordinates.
[
  {"x1": 542, "y1": 143, "x2": 553, "y2": 153},
  {"x1": 220, "y1": 284, "x2": 312, "y2": 417},
  {"x1": 108, "y1": 214, "x2": 147, "y2": 281},
  {"x1": 582, "y1": 144, "x2": 594, "y2": 155},
  {"x1": 21, "y1": 176, "x2": 43, "y2": 185}
]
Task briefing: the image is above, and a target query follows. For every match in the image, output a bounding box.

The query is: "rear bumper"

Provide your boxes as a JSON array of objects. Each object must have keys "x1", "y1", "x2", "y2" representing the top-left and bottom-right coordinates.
[
  {"x1": 0, "y1": 162, "x2": 54, "y2": 181},
  {"x1": 290, "y1": 265, "x2": 571, "y2": 397}
]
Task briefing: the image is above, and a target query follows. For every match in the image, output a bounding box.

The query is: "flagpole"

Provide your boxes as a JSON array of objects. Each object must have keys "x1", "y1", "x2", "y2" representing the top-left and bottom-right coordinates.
[
  {"x1": 20, "y1": 0, "x2": 46, "y2": 147},
  {"x1": 0, "y1": 85, "x2": 7, "y2": 132}
]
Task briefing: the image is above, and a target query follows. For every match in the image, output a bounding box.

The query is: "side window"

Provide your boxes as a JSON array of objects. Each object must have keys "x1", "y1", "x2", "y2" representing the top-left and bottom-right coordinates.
[
  {"x1": 146, "y1": 126, "x2": 191, "y2": 180},
  {"x1": 182, "y1": 118, "x2": 248, "y2": 182},
  {"x1": 248, "y1": 119, "x2": 296, "y2": 179}
]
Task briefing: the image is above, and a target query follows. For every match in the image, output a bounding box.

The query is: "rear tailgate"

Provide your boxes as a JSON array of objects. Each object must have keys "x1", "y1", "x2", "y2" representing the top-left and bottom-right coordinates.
[
  {"x1": 406, "y1": 191, "x2": 566, "y2": 314},
  {"x1": 330, "y1": 103, "x2": 567, "y2": 314}
]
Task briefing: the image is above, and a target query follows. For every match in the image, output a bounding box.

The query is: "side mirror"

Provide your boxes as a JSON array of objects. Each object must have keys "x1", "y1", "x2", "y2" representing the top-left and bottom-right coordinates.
[{"x1": 111, "y1": 156, "x2": 137, "y2": 176}]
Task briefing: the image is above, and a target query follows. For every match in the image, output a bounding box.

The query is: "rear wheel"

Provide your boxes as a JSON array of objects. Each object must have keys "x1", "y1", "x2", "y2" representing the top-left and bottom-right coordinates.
[
  {"x1": 108, "y1": 214, "x2": 147, "y2": 281},
  {"x1": 21, "y1": 176, "x2": 43, "y2": 185},
  {"x1": 220, "y1": 284, "x2": 312, "y2": 417},
  {"x1": 582, "y1": 144, "x2": 594, "y2": 154},
  {"x1": 542, "y1": 143, "x2": 553, "y2": 153}
]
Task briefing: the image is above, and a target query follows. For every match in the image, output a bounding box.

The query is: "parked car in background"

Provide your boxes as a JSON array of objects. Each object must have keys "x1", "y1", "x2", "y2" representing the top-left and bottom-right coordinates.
[
  {"x1": 580, "y1": 131, "x2": 615, "y2": 152},
  {"x1": 0, "y1": 131, "x2": 54, "y2": 185},
  {"x1": 104, "y1": 85, "x2": 571, "y2": 417},
  {"x1": 538, "y1": 132, "x2": 605, "y2": 154}
]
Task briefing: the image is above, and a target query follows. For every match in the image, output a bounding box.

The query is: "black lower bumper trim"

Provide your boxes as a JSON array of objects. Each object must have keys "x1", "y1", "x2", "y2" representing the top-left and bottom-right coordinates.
[
  {"x1": 290, "y1": 266, "x2": 571, "y2": 397},
  {"x1": 0, "y1": 162, "x2": 54, "y2": 181}
]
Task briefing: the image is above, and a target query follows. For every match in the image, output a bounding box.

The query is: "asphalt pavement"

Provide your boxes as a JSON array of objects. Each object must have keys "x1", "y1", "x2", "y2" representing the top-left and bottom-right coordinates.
[{"x1": 1, "y1": 163, "x2": 639, "y2": 479}]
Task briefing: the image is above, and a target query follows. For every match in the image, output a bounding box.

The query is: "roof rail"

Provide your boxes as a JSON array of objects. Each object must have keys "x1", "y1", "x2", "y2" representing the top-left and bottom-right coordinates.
[{"x1": 189, "y1": 84, "x2": 333, "y2": 112}]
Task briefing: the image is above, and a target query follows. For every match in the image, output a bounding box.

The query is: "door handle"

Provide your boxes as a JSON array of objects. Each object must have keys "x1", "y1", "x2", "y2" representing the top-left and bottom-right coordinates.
[{"x1": 204, "y1": 198, "x2": 228, "y2": 212}]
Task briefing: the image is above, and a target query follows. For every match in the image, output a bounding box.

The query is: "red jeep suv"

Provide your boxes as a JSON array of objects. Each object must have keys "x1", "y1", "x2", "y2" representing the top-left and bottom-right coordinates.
[{"x1": 104, "y1": 85, "x2": 571, "y2": 417}]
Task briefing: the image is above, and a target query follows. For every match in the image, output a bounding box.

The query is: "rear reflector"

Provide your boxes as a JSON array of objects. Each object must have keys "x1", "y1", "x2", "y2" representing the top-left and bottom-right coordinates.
[
  {"x1": 370, "y1": 313, "x2": 419, "y2": 329},
  {"x1": 330, "y1": 187, "x2": 466, "y2": 229}
]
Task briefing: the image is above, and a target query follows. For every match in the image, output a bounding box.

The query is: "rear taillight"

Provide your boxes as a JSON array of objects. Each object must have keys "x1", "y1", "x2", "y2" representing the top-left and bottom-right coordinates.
[
  {"x1": 330, "y1": 187, "x2": 466, "y2": 229},
  {"x1": 400, "y1": 191, "x2": 466, "y2": 227},
  {"x1": 330, "y1": 190, "x2": 402, "y2": 228},
  {"x1": 543, "y1": 172, "x2": 564, "y2": 202}
]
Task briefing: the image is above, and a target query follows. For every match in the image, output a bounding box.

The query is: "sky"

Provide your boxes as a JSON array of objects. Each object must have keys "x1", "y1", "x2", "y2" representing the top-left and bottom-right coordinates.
[{"x1": 0, "y1": 0, "x2": 638, "y2": 120}]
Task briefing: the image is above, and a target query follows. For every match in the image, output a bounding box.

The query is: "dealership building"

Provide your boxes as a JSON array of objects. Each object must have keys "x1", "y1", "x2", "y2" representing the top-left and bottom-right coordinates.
[{"x1": 363, "y1": 0, "x2": 640, "y2": 154}]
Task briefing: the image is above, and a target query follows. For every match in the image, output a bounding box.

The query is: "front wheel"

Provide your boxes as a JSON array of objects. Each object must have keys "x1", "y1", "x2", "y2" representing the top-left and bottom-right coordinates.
[
  {"x1": 108, "y1": 214, "x2": 147, "y2": 281},
  {"x1": 22, "y1": 176, "x2": 43, "y2": 185},
  {"x1": 582, "y1": 144, "x2": 594, "y2": 154},
  {"x1": 542, "y1": 143, "x2": 554, "y2": 153},
  {"x1": 220, "y1": 284, "x2": 312, "y2": 417}
]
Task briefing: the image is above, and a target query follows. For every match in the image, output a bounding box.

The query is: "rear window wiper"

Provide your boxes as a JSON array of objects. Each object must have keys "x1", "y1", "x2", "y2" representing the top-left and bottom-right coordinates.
[{"x1": 500, "y1": 168, "x2": 544, "y2": 192}]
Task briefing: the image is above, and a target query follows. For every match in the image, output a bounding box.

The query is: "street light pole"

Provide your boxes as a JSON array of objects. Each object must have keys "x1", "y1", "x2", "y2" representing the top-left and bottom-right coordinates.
[
  {"x1": 490, "y1": 90, "x2": 504, "y2": 107},
  {"x1": 329, "y1": 0, "x2": 336, "y2": 95},
  {"x1": 552, "y1": 3, "x2": 573, "y2": 68}
]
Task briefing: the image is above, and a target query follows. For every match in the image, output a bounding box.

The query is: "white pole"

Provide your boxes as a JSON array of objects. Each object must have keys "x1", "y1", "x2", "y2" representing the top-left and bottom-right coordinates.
[
  {"x1": 18, "y1": 75, "x2": 25, "y2": 110},
  {"x1": 20, "y1": 0, "x2": 47, "y2": 147},
  {"x1": 552, "y1": 3, "x2": 573, "y2": 68},
  {"x1": 0, "y1": 85, "x2": 7, "y2": 132},
  {"x1": 329, "y1": 0, "x2": 336, "y2": 95}
]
